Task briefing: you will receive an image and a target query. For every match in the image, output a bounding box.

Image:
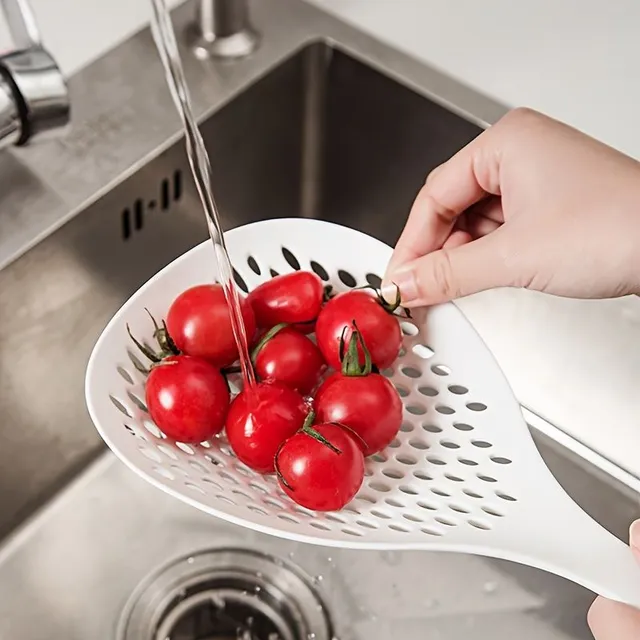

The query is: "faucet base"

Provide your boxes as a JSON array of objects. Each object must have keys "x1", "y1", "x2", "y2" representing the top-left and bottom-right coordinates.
[{"x1": 186, "y1": 23, "x2": 260, "y2": 60}]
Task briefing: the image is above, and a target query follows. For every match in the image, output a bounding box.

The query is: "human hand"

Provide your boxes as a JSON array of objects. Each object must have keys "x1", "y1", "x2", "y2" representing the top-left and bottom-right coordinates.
[
  {"x1": 384, "y1": 108, "x2": 640, "y2": 306},
  {"x1": 588, "y1": 520, "x2": 640, "y2": 639}
]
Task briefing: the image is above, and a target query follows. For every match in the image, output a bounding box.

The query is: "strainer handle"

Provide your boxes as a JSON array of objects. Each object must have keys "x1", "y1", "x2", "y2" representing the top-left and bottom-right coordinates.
[{"x1": 496, "y1": 496, "x2": 640, "y2": 607}]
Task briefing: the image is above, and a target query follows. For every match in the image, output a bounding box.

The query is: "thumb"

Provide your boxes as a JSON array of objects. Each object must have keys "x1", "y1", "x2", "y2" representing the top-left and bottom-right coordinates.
[
  {"x1": 384, "y1": 228, "x2": 514, "y2": 307},
  {"x1": 630, "y1": 519, "x2": 640, "y2": 561},
  {"x1": 587, "y1": 519, "x2": 640, "y2": 640},
  {"x1": 589, "y1": 597, "x2": 640, "y2": 639}
]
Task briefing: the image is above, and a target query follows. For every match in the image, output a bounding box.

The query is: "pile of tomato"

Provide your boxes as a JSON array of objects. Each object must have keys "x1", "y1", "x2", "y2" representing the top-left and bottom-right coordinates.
[{"x1": 129, "y1": 270, "x2": 406, "y2": 512}]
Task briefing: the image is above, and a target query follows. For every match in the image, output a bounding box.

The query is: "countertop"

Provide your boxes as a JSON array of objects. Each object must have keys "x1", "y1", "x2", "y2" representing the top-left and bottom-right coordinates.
[
  {"x1": 3, "y1": 0, "x2": 640, "y2": 157},
  {"x1": 1, "y1": 1, "x2": 640, "y2": 475}
]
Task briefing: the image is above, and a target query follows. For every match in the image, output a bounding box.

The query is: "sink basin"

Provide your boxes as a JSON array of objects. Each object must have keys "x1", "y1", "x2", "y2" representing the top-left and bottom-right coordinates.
[
  {"x1": 0, "y1": 1, "x2": 636, "y2": 638},
  {"x1": 201, "y1": 42, "x2": 481, "y2": 240}
]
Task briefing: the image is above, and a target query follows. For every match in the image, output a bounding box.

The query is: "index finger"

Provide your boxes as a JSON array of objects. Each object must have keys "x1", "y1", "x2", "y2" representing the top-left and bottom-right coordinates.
[{"x1": 385, "y1": 129, "x2": 502, "y2": 277}]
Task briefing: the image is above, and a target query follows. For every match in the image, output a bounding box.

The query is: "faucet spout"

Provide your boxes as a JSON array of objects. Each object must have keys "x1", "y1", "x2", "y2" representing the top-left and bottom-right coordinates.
[{"x1": 0, "y1": 0, "x2": 70, "y2": 149}]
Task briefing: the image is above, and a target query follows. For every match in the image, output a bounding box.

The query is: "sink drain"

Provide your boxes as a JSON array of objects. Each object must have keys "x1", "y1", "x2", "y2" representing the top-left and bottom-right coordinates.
[{"x1": 118, "y1": 548, "x2": 333, "y2": 640}]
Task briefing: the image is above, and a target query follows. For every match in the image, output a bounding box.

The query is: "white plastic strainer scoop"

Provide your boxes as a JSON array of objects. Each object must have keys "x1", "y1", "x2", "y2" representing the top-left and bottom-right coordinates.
[{"x1": 85, "y1": 218, "x2": 640, "y2": 606}]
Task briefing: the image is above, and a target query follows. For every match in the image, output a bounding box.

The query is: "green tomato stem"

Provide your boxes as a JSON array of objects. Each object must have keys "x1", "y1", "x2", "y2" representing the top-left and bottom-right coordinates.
[
  {"x1": 340, "y1": 321, "x2": 373, "y2": 377},
  {"x1": 250, "y1": 322, "x2": 289, "y2": 363},
  {"x1": 301, "y1": 411, "x2": 342, "y2": 454}
]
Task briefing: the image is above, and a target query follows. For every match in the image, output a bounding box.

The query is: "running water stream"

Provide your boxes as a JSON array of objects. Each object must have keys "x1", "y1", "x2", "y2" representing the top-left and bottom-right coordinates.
[{"x1": 148, "y1": 0, "x2": 256, "y2": 392}]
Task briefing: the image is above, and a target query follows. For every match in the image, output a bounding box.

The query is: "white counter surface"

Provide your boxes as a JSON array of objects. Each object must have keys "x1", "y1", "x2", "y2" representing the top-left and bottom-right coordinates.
[{"x1": 2, "y1": 0, "x2": 640, "y2": 474}]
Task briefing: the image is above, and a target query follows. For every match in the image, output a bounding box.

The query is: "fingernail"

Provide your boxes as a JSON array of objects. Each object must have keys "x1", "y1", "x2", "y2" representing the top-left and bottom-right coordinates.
[
  {"x1": 380, "y1": 283, "x2": 398, "y2": 305},
  {"x1": 382, "y1": 266, "x2": 419, "y2": 305}
]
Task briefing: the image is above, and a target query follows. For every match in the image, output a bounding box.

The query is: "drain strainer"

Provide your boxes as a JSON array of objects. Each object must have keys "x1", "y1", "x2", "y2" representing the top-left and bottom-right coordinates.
[{"x1": 118, "y1": 548, "x2": 333, "y2": 640}]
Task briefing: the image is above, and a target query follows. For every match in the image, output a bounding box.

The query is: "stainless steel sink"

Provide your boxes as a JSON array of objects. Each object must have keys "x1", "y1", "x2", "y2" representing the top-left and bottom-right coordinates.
[{"x1": 0, "y1": 0, "x2": 637, "y2": 638}]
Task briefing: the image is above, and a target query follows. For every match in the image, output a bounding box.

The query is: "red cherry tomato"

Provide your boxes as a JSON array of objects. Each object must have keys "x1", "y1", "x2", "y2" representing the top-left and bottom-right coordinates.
[
  {"x1": 315, "y1": 290, "x2": 401, "y2": 370},
  {"x1": 166, "y1": 284, "x2": 256, "y2": 368},
  {"x1": 253, "y1": 325, "x2": 326, "y2": 395},
  {"x1": 275, "y1": 422, "x2": 365, "y2": 511},
  {"x1": 247, "y1": 271, "x2": 324, "y2": 334},
  {"x1": 315, "y1": 372, "x2": 402, "y2": 455},
  {"x1": 225, "y1": 381, "x2": 308, "y2": 473},
  {"x1": 145, "y1": 355, "x2": 230, "y2": 443}
]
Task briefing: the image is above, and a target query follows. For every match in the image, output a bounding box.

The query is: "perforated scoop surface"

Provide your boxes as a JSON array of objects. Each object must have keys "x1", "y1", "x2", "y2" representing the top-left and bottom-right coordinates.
[{"x1": 86, "y1": 218, "x2": 640, "y2": 606}]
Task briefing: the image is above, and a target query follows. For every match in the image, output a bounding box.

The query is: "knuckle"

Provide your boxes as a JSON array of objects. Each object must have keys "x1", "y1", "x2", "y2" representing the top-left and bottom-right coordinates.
[
  {"x1": 423, "y1": 193, "x2": 458, "y2": 225},
  {"x1": 428, "y1": 250, "x2": 460, "y2": 300},
  {"x1": 425, "y1": 163, "x2": 445, "y2": 186},
  {"x1": 500, "y1": 107, "x2": 557, "y2": 142},
  {"x1": 496, "y1": 107, "x2": 545, "y2": 138},
  {"x1": 504, "y1": 106, "x2": 540, "y2": 125}
]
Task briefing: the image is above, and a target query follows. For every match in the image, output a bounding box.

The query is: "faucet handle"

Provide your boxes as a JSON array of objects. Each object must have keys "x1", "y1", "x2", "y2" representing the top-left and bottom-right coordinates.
[{"x1": 0, "y1": 0, "x2": 69, "y2": 147}]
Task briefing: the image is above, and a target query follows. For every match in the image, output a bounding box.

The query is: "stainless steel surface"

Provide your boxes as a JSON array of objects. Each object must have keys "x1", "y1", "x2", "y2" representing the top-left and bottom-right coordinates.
[
  {"x1": 0, "y1": 36, "x2": 489, "y2": 540},
  {"x1": 187, "y1": 0, "x2": 260, "y2": 59},
  {"x1": 0, "y1": 0, "x2": 504, "y2": 273},
  {"x1": 1, "y1": 0, "x2": 41, "y2": 50},
  {"x1": 1, "y1": 444, "x2": 636, "y2": 640},
  {"x1": 120, "y1": 548, "x2": 332, "y2": 639},
  {"x1": 0, "y1": 0, "x2": 638, "y2": 475},
  {"x1": 0, "y1": 1, "x2": 638, "y2": 638},
  {"x1": 0, "y1": 47, "x2": 70, "y2": 140},
  {"x1": 0, "y1": 74, "x2": 20, "y2": 143},
  {"x1": 0, "y1": 0, "x2": 69, "y2": 148}
]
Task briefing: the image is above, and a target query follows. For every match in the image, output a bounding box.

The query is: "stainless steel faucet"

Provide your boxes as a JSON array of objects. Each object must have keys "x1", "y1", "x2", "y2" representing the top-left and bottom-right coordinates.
[
  {"x1": 188, "y1": 0, "x2": 260, "y2": 59},
  {"x1": 0, "y1": 0, "x2": 69, "y2": 149}
]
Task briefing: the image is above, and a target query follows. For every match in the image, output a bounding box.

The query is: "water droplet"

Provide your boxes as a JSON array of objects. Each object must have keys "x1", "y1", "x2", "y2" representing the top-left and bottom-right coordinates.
[
  {"x1": 288, "y1": 551, "x2": 295, "y2": 559},
  {"x1": 313, "y1": 574, "x2": 324, "y2": 584},
  {"x1": 186, "y1": 556, "x2": 194, "y2": 564},
  {"x1": 307, "y1": 634, "x2": 316, "y2": 640},
  {"x1": 246, "y1": 615, "x2": 254, "y2": 626},
  {"x1": 254, "y1": 585, "x2": 262, "y2": 593},
  {"x1": 483, "y1": 581, "x2": 498, "y2": 594},
  {"x1": 326, "y1": 556, "x2": 333, "y2": 564},
  {"x1": 256, "y1": 571, "x2": 263, "y2": 579}
]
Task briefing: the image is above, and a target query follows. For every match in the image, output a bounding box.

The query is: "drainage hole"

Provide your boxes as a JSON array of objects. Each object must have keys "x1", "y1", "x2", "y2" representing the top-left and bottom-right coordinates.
[
  {"x1": 282, "y1": 247, "x2": 301, "y2": 270},
  {"x1": 310, "y1": 260, "x2": 330, "y2": 281},
  {"x1": 365, "y1": 273, "x2": 382, "y2": 288},
  {"x1": 338, "y1": 269, "x2": 357, "y2": 287},
  {"x1": 232, "y1": 268, "x2": 249, "y2": 293},
  {"x1": 161, "y1": 177, "x2": 170, "y2": 210},
  {"x1": 173, "y1": 169, "x2": 182, "y2": 201},
  {"x1": 247, "y1": 255, "x2": 261, "y2": 275}
]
